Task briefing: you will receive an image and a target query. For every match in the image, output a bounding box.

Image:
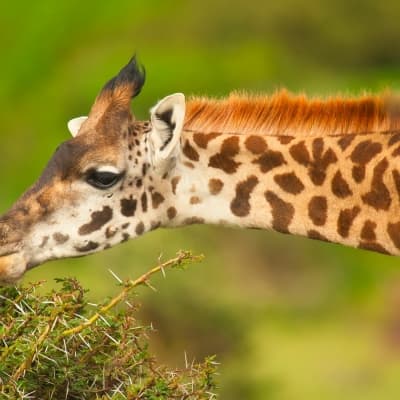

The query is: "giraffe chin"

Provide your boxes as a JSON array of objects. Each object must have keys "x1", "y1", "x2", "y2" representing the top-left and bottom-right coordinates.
[{"x1": 0, "y1": 253, "x2": 27, "y2": 285}]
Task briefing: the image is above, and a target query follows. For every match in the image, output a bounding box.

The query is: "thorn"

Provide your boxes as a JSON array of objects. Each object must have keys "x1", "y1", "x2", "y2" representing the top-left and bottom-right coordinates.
[
  {"x1": 125, "y1": 300, "x2": 134, "y2": 308},
  {"x1": 160, "y1": 266, "x2": 166, "y2": 279},
  {"x1": 104, "y1": 331, "x2": 120, "y2": 345},
  {"x1": 78, "y1": 333, "x2": 91, "y2": 350},
  {"x1": 144, "y1": 280, "x2": 157, "y2": 292},
  {"x1": 108, "y1": 269, "x2": 123, "y2": 284},
  {"x1": 98, "y1": 314, "x2": 111, "y2": 327}
]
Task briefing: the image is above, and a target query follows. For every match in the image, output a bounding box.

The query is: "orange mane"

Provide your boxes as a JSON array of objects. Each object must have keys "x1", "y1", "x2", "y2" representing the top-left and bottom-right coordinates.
[{"x1": 184, "y1": 90, "x2": 400, "y2": 137}]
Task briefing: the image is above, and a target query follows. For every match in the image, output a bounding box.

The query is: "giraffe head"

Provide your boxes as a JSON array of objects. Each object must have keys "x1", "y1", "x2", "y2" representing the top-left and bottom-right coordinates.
[{"x1": 0, "y1": 57, "x2": 186, "y2": 284}]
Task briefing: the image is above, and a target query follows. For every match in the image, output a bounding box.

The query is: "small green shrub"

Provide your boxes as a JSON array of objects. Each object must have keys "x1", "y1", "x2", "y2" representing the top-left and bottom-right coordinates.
[{"x1": 0, "y1": 251, "x2": 218, "y2": 399}]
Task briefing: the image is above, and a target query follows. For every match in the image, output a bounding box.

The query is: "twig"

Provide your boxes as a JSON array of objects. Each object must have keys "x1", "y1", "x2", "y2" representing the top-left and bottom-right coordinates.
[{"x1": 60, "y1": 251, "x2": 203, "y2": 338}]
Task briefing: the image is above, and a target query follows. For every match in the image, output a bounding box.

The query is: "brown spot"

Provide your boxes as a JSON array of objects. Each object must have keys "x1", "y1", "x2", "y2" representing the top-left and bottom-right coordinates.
[
  {"x1": 150, "y1": 221, "x2": 161, "y2": 230},
  {"x1": 120, "y1": 198, "x2": 137, "y2": 217},
  {"x1": 388, "y1": 222, "x2": 400, "y2": 249},
  {"x1": 350, "y1": 140, "x2": 382, "y2": 164},
  {"x1": 352, "y1": 165, "x2": 365, "y2": 183},
  {"x1": 337, "y1": 134, "x2": 355, "y2": 150},
  {"x1": 290, "y1": 141, "x2": 310, "y2": 166},
  {"x1": 308, "y1": 196, "x2": 327, "y2": 226},
  {"x1": 105, "y1": 226, "x2": 117, "y2": 239},
  {"x1": 208, "y1": 178, "x2": 224, "y2": 195},
  {"x1": 142, "y1": 163, "x2": 149, "y2": 176},
  {"x1": 253, "y1": 150, "x2": 286, "y2": 173},
  {"x1": 135, "y1": 222, "x2": 145, "y2": 235},
  {"x1": 171, "y1": 176, "x2": 181, "y2": 194},
  {"x1": 265, "y1": 191, "x2": 295, "y2": 233},
  {"x1": 278, "y1": 136, "x2": 294, "y2": 145},
  {"x1": 184, "y1": 161, "x2": 195, "y2": 169},
  {"x1": 39, "y1": 236, "x2": 49, "y2": 248},
  {"x1": 361, "y1": 220, "x2": 377, "y2": 241},
  {"x1": 121, "y1": 233, "x2": 130, "y2": 242},
  {"x1": 183, "y1": 217, "x2": 205, "y2": 225},
  {"x1": 193, "y1": 132, "x2": 221, "y2": 149},
  {"x1": 362, "y1": 158, "x2": 391, "y2": 211},
  {"x1": 358, "y1": 242, "x2": 389, "y2": 254},
  {"x1": 274, "y1": 172, "x2": 304, "y2": 194},
  {"x1": 392, "y1": 170, "x2": 400, "y2": 201},
  {"x1": 290, "y1": 139, "x2": 337, "y2": 185},
  {"x1": 167, "y1": 207, "x2": 177, "y2": 219},
  {"x1": 388, "y1": 133, "x2": 400, "y2": 146},
  {"x1": 337, "y1": 206, "x2": 360, "y2": 238},
  {"x1": 122, "y1": 223, "x2": 130, "y2": 229},
  {"x1": 182, "y1": 140, "x2": 199, "y2": 161},
  {"x1": 141, "y1": 192, "x2": 148, "y2": 212},
  {"x1": 392, "y1": 146, "x2": 400, "y2": 157},
  {"x1": 230, "y1": 176, "x2": 259, "y2": 217},
  {"x1": 190, "y1": 196, "x2": 201, "y2": 204},
  {"x1": 331, "y1": 171, "x2": 352, "y2": 198},
  {"x1": 209, "y1": 136, "x2": 241, "y2": 174},
  {"x1": 151, "y1": 192, "x2": 165, "y2": 209},
  {"x1": 309, "y1": 139, "x2": 337, "y2": 185},
  {"x1": 53, "y1": 232, "x2": 69, "y2": 244},
  {"x1": 76, "y1": 241, "x2": 99, "y2": 252},
  {"x1": 245, "y1": 136, "x2": 267, "y2": 154},
  {"x1": 79, "y1": 206, "x2": 113, "y2": 235},
  {"x1": 307, "y1": 230, "x2": 329, "y2": 242}
]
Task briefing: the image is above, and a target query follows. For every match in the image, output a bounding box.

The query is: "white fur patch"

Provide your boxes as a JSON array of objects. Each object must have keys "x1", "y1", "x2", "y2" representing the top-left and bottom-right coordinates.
[
  {"x1": 67, "y1": 116, "x2": 88, "y2": 137},
  {"x1": 96, "y1": 165, "x2": 121, "y2": 174}
]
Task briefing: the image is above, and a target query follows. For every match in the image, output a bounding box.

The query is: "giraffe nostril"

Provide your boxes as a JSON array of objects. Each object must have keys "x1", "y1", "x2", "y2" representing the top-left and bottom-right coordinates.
[{"x1": 0, "y1": 221, "x2": 11, "y2": 244}]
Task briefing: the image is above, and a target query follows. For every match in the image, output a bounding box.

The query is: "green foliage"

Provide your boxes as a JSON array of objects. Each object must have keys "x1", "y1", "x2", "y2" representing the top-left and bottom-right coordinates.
[{"x1": 0, "y1": 253, "x2": 217, "y2": 399}]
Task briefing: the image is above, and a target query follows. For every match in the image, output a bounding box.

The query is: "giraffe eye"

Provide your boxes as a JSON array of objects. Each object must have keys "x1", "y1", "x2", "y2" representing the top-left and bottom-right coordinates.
[{"x1": 86, "y1": 170, "x2": 123, "y2": 190}]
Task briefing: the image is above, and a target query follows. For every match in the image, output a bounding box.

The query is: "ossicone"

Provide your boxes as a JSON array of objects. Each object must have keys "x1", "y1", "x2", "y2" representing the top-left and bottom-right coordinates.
[
  {"x1": 100, "y1": 55, "x2": 146, "y2": 101},
  {"x1": 83, "y1": 55, "x2": 146, "y2": 134}
]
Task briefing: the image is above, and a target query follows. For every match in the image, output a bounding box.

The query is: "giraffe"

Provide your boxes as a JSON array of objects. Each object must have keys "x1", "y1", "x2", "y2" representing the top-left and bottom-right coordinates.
[{"x1": 0, "y1": 56, "x2": 400, "y2": 284}]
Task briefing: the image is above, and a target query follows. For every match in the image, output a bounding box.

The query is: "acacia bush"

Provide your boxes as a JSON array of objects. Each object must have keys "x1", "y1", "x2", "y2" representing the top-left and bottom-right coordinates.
[{"x1": 0, "y1": 251, "x2": 218, "y2": 399}]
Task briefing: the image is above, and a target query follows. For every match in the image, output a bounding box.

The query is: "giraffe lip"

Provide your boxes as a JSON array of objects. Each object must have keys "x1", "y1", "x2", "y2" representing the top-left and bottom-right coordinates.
[{"x1": 0, "y1": 250, "x2": 19, "y2": 257}]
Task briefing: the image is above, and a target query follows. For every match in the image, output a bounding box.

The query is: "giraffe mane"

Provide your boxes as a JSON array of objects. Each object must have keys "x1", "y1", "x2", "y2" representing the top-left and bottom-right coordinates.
[{"x1": 184, "y1": 90, "x2": 400, "y2": 137}]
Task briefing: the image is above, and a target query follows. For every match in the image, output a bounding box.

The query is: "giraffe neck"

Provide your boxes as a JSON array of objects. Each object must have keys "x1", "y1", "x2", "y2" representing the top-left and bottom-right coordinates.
[{"x1": 162, "y1": 129, "x2": 400, "y2": 255}]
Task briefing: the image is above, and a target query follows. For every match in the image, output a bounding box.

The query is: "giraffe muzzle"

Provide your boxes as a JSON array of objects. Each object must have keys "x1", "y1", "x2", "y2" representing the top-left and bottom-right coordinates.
[
  {"x1": 0, "y1": 220, "x2": 27, "y2": 284},
  {"x1": 0, "y1": 252, "x2": 27, "y2": 285}
]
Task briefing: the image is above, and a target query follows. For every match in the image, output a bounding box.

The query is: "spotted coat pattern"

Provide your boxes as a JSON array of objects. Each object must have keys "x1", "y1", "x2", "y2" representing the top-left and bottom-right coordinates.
[{"x1": 175, "y1": 130, "x2": 400, "y2": 255}]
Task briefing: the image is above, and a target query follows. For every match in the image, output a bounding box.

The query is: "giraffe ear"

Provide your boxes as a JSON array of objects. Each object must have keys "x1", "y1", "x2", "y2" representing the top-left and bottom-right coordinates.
[
  {"x1": 149, "y1": 93, "x2": 185, "y2": 165},
  {"x1": 67, "y1": 116, "x2": 88, "y2": 137}
]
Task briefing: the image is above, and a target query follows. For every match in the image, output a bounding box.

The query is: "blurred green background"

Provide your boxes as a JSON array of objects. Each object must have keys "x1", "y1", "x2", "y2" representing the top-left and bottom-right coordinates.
[{"x1": 1, "y1": 1, "x2": 400, "y2": 398}]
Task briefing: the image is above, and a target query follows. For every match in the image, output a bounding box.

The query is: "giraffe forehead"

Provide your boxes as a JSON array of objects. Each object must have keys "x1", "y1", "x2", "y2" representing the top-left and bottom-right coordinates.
[{"x1": 49, "y1": 138, "x2": 122, "y2": 176}]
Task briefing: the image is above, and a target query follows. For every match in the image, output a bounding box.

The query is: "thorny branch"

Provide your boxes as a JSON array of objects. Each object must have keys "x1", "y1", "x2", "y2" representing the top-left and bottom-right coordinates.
[
  {"x1": 61, "y1": 250, "x2": 204, "y2": 337},
  {"x1": 0, "y1": 250, "x2": 216, "y2": 400}
]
